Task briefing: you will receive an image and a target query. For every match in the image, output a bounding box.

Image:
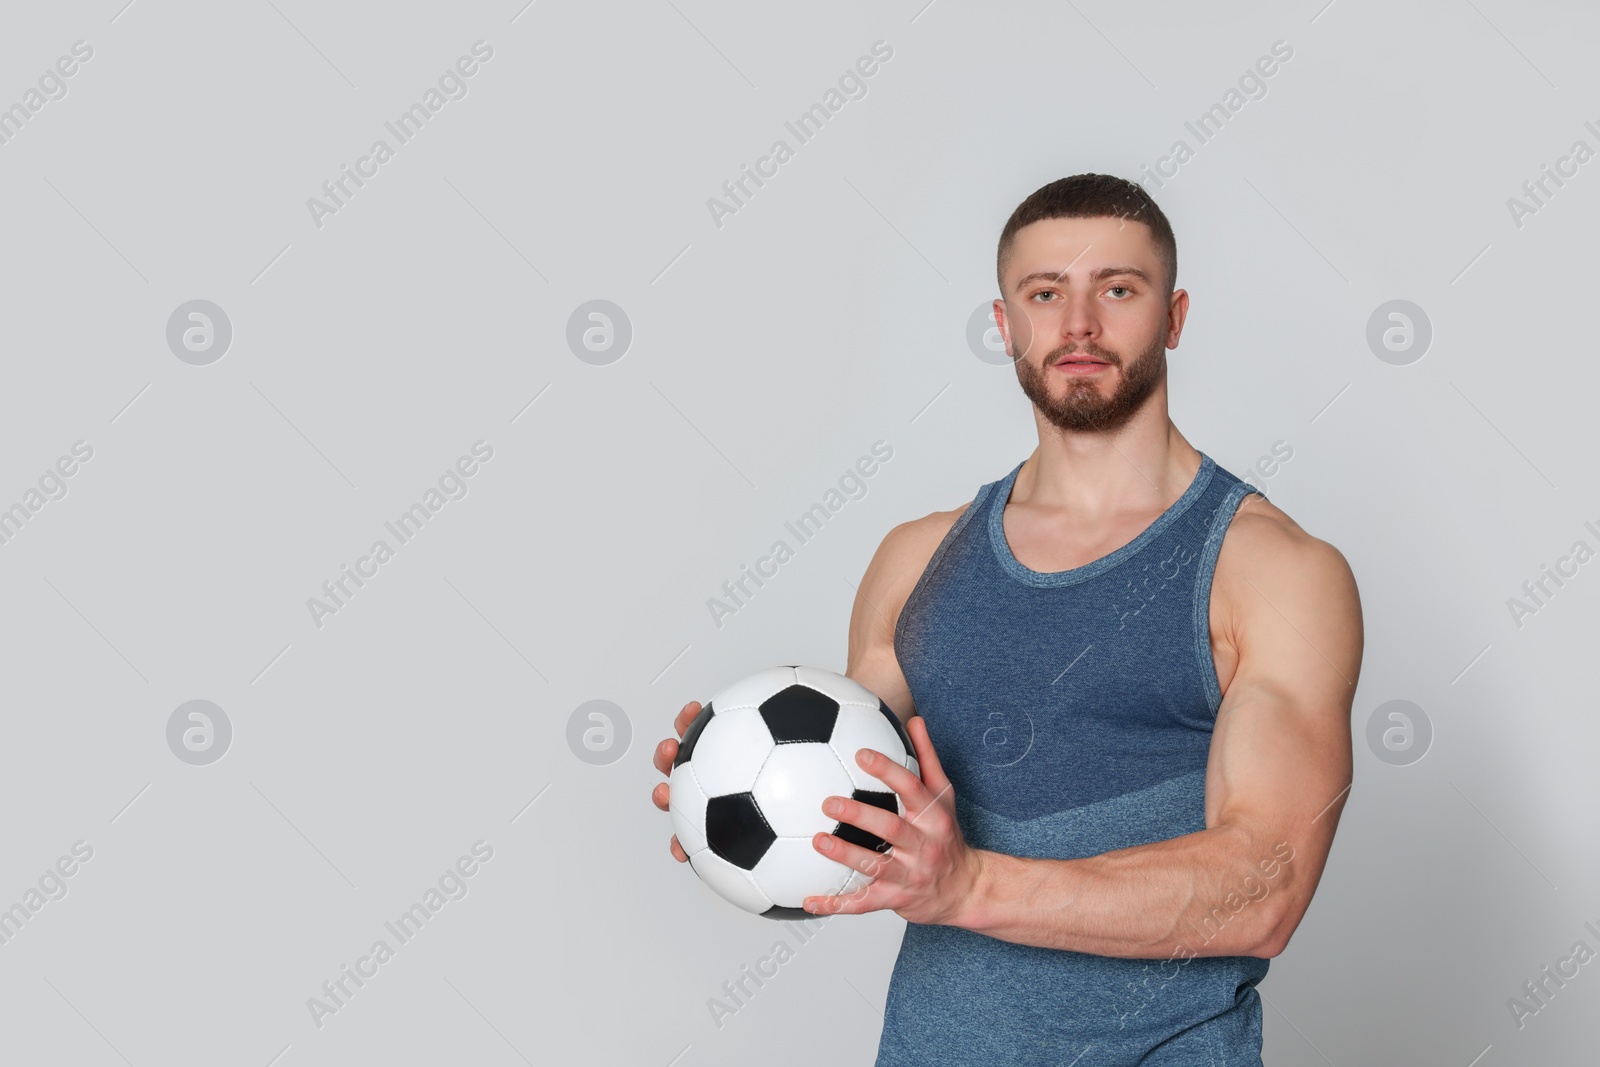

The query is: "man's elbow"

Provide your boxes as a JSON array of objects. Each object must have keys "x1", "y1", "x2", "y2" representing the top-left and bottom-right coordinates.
[
  {"x1": 1248, "y1": 931, "x2": 1288, "y2": 959},
  {"x1": 1248, "y1": 900, "x2": 1306, "y2": 958}
]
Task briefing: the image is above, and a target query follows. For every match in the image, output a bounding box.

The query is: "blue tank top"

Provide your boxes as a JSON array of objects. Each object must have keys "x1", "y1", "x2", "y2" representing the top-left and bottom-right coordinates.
[{"x1": 879, "y1": 452, "x2": 1267, "y2": 1067}]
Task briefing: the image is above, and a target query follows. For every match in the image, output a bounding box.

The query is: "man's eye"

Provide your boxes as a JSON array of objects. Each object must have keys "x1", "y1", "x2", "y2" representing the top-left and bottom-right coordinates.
[
  {"x1": 1108, "y1": 286, "x2": 1131, "y2": 298},
  {"x1": 1032, "y1": 291, "x2": 1056, "y2": 302}
]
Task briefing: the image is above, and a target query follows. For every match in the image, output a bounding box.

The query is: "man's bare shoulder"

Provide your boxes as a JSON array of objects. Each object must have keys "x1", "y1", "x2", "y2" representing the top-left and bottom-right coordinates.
[
  {"x1": 878, "y1": 502, "x2": 972, "y2": 583},
  {"x1": 846, "y1": 500, "x2": 975, "y2": 711},
  {"x1": 1224, "y1": 491, "x2": 1348, "y2": 567},
  {"x1": 855, "y1": 501, "x2": 973, "y2": 638},
  {"x1": 1215, "y1": 490, "x2": 1361, "y2": 642},
  {"x1": 890, "y1": 501, "x2": 972, "y2": 554}
]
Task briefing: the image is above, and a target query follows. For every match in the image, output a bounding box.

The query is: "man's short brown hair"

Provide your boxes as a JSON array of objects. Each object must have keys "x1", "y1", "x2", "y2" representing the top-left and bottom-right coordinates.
[{"x1": 996, "y1": 174, "x2": 1177, "y2": 299}]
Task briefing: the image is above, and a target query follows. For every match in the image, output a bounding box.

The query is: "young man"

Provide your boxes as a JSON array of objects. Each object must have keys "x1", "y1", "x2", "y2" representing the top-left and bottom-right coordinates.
[{"x1": 650, "y1": 174, "x2": 1363, "y2": 1065}]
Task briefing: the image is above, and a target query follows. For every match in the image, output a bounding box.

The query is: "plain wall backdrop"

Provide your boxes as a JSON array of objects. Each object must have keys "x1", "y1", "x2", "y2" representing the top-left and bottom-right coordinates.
[{"x1": 0, "y1": 0, "x2": 1594, "y2": 1064}]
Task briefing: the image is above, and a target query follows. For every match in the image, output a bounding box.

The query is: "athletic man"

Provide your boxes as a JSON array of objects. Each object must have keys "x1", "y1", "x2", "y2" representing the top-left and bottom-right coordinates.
[{"x1": 650, "y1": 174, "x2": 1363, "y2": 1065}]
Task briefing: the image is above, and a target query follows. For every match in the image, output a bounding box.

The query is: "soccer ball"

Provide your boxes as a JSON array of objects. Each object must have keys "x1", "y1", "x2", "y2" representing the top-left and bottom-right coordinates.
[{"x1": 669, "y1": 664, "x2": 919, "y2": 919}]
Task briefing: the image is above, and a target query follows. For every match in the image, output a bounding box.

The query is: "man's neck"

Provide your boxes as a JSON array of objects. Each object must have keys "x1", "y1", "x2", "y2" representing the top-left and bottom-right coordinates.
[{"x1": 1014, "y1": 414, "x2": 1202, "y2": 521}]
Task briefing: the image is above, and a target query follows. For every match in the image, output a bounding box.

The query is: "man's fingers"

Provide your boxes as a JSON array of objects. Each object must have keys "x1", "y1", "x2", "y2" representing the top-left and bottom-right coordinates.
[
  {"x1": 658, "y1": 703, "x2": 702, "y2": 866},
  {"x1": 856, "y1": 747, "x2": 934, "y2": 816},
  {"x1": 654, "y1": 700, "x2": 703, "y2": 777},
  {"x1": 653, "y1": 737, "x2": 678, "y2": 776},
  {"x1": 673, "y1": 700, "x2": 702, "y2": 738},
  {"x1": 833, "y1": 796, "x2": 910, "y2": 850},
  {"x1": 907, "y1": 716, "x2": 952, "y2": 794}
]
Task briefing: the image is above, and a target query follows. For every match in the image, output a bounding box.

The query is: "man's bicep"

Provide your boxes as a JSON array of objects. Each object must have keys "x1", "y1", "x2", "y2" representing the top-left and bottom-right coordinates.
[
  {"x1": 845, "y1": 522, "x2": 918, "y2": 722},
  {"x1": 851, "y1": 648, "x2": 914, "y2": 725},
  {"x1": 844, "y1": 505, "x2": 967, "y2": 724},
  {"x1": 1207, "y1": 531, "x2": 1363, "y2": 863}
]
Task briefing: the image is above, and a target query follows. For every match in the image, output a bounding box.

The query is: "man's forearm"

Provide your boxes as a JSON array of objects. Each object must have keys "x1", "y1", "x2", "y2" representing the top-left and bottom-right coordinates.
[{"x1": 948, "y1": 824, "x2": 1298, "y2": 959}]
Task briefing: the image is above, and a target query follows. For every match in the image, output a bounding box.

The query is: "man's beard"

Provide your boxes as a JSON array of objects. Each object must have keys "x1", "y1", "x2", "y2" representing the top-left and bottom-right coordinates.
[{"x1": 1011, "y1": 328, "x2": 1166, "y2": 435}]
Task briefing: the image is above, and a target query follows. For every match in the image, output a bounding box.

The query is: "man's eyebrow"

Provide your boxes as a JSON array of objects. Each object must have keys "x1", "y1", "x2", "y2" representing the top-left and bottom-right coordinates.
[{"x1": 1011, "y1": 265, "x2": 1152, "y2": 292}]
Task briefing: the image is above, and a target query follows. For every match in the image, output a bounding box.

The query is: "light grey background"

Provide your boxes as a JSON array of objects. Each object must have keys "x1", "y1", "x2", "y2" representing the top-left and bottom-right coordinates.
[{"x1": 0, "y1": 0, "x2": 1594, "y2": 1064}]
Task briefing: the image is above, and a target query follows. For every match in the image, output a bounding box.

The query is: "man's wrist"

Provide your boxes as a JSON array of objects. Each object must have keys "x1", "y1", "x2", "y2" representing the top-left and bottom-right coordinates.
[{"x1": 948, "y1": 848, "x2": 1008, "y2": 932}]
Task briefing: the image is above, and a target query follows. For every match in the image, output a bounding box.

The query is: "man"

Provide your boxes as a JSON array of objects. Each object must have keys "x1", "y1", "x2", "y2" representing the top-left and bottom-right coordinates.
[{"x1": 650, "y1": 173, "x2": 1362, "y2": 1065}]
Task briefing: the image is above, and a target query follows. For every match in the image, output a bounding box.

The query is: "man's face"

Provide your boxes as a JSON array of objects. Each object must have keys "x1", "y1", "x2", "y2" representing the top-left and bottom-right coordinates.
[{"x1": 997, "y1": 215, "x2": 1180, "y2": 435}]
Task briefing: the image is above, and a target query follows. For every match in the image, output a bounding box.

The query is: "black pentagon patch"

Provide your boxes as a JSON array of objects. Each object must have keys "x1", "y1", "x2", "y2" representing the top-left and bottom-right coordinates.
[
  {"x1": 705, "y1": 792, "x2": 775, "y2": 870},
  {"x1": 878, "y1": 700, "x2": 915, "y2": 758},
  {"x1": 834, "y1": 789, "x2": 897, "y2": 853},
  {"x1": 761, "y1": 905, "x2": 813, "y2": 921},
  {"x1": 760, "y1": 684, "x2": 839, "y2": 744},
  {"x1": 672, "y1": 701, "x2": 714, "y2": 768}
]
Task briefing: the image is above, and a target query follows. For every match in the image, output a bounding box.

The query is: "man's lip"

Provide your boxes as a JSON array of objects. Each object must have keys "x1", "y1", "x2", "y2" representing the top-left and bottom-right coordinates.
[{"x1": 1053, "y1": 356, "x2": 1109, "y2": 365}]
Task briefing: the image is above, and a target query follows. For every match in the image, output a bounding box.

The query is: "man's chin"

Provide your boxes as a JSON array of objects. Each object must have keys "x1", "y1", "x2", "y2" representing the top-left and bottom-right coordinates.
[
  {"x1": 1043, "y1": 408, "x2": 1118, "y2": 432},
  {"x1": 1040, "y1": 385, "x2": 1134, "y2": 430}
]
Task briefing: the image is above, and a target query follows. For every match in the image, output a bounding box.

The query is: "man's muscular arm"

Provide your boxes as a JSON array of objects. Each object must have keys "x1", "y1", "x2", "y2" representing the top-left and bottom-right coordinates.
[
  {"x1": 843, "y1": 511, "x2": 962, "y2": 723},
  {"x1": 809, "y1": 507, "x2": 1362, "y2": 961}
]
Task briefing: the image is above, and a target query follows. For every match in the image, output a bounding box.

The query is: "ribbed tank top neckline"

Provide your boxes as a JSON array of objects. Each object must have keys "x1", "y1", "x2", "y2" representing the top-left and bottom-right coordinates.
[{"x1": 986, "y1": 452, "x2": 1218, "y2": 588}]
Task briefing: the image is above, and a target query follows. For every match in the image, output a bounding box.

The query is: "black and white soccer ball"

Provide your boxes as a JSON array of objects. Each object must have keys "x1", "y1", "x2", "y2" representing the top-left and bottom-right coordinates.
[{"x1": 669, "y1": 665, "x2": 919, "y2": 920}]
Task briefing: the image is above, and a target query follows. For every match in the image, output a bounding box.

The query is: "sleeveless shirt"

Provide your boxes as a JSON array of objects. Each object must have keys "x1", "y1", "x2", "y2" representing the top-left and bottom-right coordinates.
[{"x1": 877, "y1": 452, "x2": 1267, "y2": 1067}]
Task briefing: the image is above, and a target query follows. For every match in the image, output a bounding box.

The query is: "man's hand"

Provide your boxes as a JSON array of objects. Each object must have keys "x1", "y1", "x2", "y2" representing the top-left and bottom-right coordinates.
[
  {"x1": 802, "y1": 716, "x2": 985, "y2": 925},
  {"x1": 649, "y1": 700, "x2": 702, "y2": 863}
]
